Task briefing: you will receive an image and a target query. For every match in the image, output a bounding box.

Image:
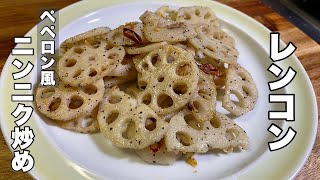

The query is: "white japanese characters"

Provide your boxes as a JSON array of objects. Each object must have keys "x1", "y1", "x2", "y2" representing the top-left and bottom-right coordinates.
[
  {"x1": 10, "y1": 9, "x2": 57, "y2": 173},
  {"x1": 10, "y1": 37, "x2": 35, "y2": 172},
  {"x1": 268, "y1": 32, "x2": 297, "y2": 151},
  {"x1": 40, "y1": 10, "x2": 56, "y2": 86}
]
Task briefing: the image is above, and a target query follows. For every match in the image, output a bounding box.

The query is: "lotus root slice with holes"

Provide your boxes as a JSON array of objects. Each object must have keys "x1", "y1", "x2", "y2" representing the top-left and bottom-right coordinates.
[
  {"x1": 60, "y1": 27, "x2": 111, "y2": 49},
  {"x1": 125, "y1": 83, "x2": 141, "y2": 98},
  {"x1": 155, "y1": 5, "x2": 178, "y2": 21},
  {"x1": 188, "y1": 71, "x2": 217, "y2": 122},
  {"x1": 134, "y1": 45, "x2": 199, "y2": 115},
  {"x1": 97, "y1": 87, "x2": 169, "y2": 149},
  {"x1": 58, "y1": 45, "x2": 124, "y2": 86},
  {"x1": 176, "y1": 6, "x2": 220, "y2": 27},
  {"x1": 160, "y1": 108, "x2": 183, "y2": 123},
  {"x1": 173, "y1": 42, "x2": 196, "y2": 57},
  {"x1": 125, "y1": 84, "x2": 185, "y2": 122},
  {"x1": 135, "y1": 139, "x2": 181, "y2": 165},
  {"x1": 106, "y1": 22, "x2": 146, "y2": 47},
  {"x1": 194, "y1": 25, "x2": 235, "y2": 48},
  {"x1": 222, "y1": 63, "x2": 258, "y2": 116},
  {"x1": 189, "y1": 34, "x2": 239, "y2": 64},
  {"x1": 140, "y1": 11, "x2": 196, "y2": 42},
  {"x1": 107, "y1": 55, "x2": 138, "y2": 76},
  {"x1": 165, "y1": 110, "x2": 249, "y2": 154},
  {"x1": 125, "y1": 42, "x2": 168, "y2": 55},
  {"x1": 36, "y1": 79, "x2": 104, "y2": 121},
  {"x1": 59, "y1": 27, "x2": 111, "y2": 57},
  {"x1": 55, "y1": 106, "x2": 100, "y2": 133}
]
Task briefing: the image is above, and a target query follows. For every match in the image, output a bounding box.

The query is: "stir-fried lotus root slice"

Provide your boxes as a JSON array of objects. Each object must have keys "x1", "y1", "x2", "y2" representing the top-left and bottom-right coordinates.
[
  {"x1": 107, "y1": 55, "x2": 137, "y2": 76},
  {"x1": 194, "y1": 23, "x2": 218, "y2": 36},
  {"x1": 134, "y1": 45, "x2": 199, "y2": 115},
  {"x1": 211, "y1": 29, "x2": 235, "y2": 48},
  {"x1": 59, "y1": 27, "x2": 111, "y2": 57},
  {"x1": 165, "y1": 110, "x2": 249, "y2": 153},
  {"x1": 196, "y1": 57, "x2": 227, "y2": 89},
  {"x1": 222, "y1": 64, "x2": 258, "y2": 116},
  {"x1": 140, "y1": 11, "x2": 196, "y2": 42},
  {"x1": 60, "y1": 27, "x2": 111, "y2": 49},
  {"x1": 55, "y1": 106, "x2": 100, "y2": 133},
  {"x1": 176, "y1": 6, "x2": 220, "y2": 27},
  {"x1": 189, "y1": 34, "x2": 239, "y2": 64},
  {"x1": 194, "y1": 24, "x2": 235, "y2": 47},
  {"x1": 58, "y1": 44, "x2": 124, "y2": 87},
  {"x1": 125, "y1": 83, "x2": 140, "y2": 98},
  {"x1": 173, "y1": 42, "x2": 196, "y2": 57},
  {"x1": 135, "y1": 139, "x2": 181, "y2": 165},
  {"x1": 132, "y1": 87, "x2": 184, "y2": 123},
  {"x1": 155, "y1": 5, "x2": 178, "y2": 21},
  {"x1": 98, "y1": 87, "x2": 169, "y2": 149},
  {"x1": 160, "y1": 108, "x2": 182, "y2": 123},
  {"x1": 36, "y1": 79, "x2": 104, "y2": 121},
  {"x1": 125, "y1": 42, "x2": 168, "y2": 55},
  {"x1": 106, "y1": 22, "x2": 146, "y2": 47},
  {"x1": 188, "y1": 71, "x2": 217, "y2": 122},
  {"x1": 103, "y1": 75, "x2": 137, "y2": 89}
]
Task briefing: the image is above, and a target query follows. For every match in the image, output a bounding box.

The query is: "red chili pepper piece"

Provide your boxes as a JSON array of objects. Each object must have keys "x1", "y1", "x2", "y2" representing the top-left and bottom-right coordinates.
[
  {"x1": 198, "y1": 63, "x2": 224, "y2": 77},
  {"x1": 123, "y1": 28, "x2": 143, "y2": 44}
]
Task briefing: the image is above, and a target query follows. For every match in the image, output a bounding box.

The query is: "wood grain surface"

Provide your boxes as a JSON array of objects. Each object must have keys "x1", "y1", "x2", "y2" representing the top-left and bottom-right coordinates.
[{"x1": 0, "y1": 0, "x2": 319, "y2": 179}]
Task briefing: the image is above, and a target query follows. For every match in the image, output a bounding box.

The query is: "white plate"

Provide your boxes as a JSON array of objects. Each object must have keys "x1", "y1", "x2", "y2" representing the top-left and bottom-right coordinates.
[{"x1": 0, "y1": 0, "x2": 317, "y2": 179}]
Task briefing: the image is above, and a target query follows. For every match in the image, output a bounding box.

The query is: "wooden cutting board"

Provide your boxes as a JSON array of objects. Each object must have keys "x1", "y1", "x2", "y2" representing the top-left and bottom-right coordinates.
[{"x1": 0, "y1": 0, "x2": 319, "y2": 179}]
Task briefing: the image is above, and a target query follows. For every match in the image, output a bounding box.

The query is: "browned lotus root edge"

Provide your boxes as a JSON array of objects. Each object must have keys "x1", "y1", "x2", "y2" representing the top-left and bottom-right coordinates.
[
  {"x1": 58, "y1": 44, "x2": 125, "y2": 87},
  {"x1": 222, "y1": 63, "x2": 258, "y2": 116},
  {"x1": 135, "y1": 138, "x2": 181, "y2": 165},
  {"x1": 188, "y1": 34, "x2": 239, "y2": 64},
  {"x1": 176, "y1": 6, "x2": 220, "y2": 28},
  {"x1": 140, "y1": 11, "x2": 196, "y2": 42},
  {"x1": 165, "y1": 110, "x2": 249, "y2": 153},
  {"x1": 36, "y1": 79, "x2": 104, "y2": 121},
  {"x1": 188, "y1": 71, "x2": 217, "y2": 122},
  {"x1": 134, "y1": 45, "x2": 199, "y2": 115},
  {"x1": 97, "y1": 87, "x2": 169, "y2": 149},
  {"x1": 55, "y1": 105, "x2": 100, "y2": 133}
]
